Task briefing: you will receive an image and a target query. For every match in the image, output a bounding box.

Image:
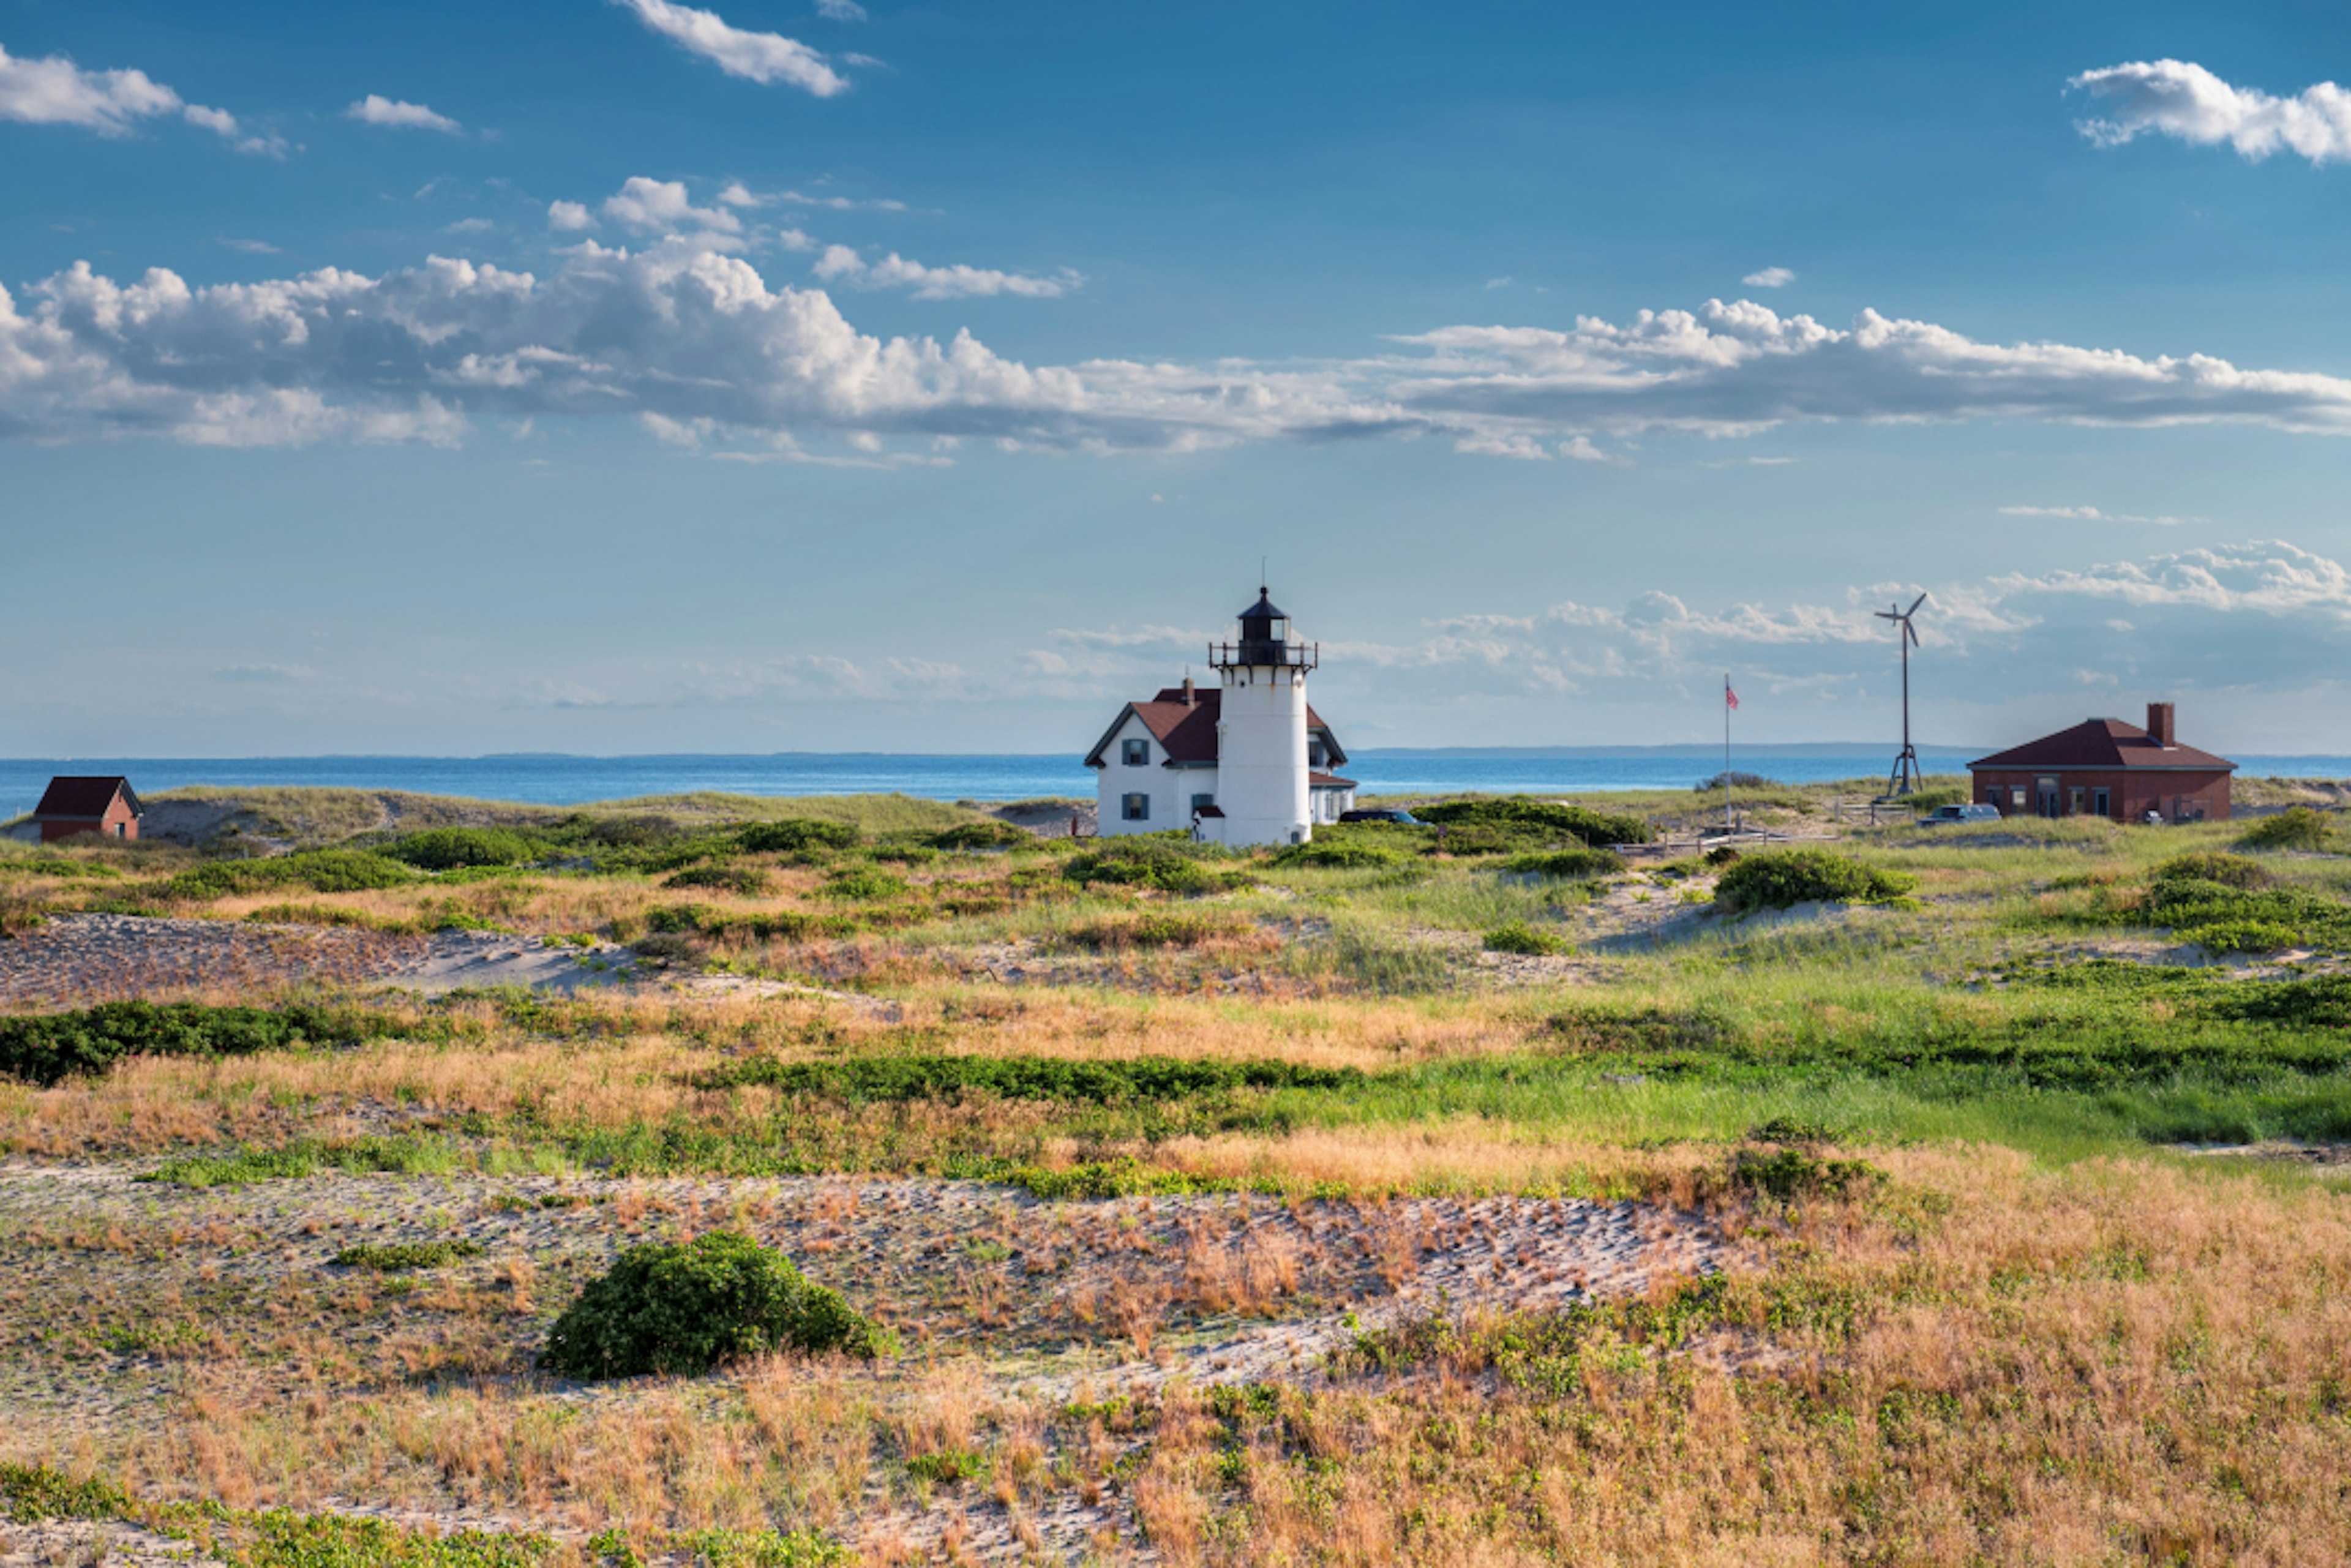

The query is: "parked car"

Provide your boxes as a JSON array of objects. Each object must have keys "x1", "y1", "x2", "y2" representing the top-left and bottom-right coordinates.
[
  {"x1": 1338, "y1": 808, "x2": 1420, "y2": 825},
  {"x1": 1917, "y1": 802, "x2": 2001, "y2": 825}
]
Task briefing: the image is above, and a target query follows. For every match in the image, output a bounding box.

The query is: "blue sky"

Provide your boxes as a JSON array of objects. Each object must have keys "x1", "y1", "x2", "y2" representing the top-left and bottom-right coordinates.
[{"x1": 6, "y1": 0, "x2": 2351, "y2": 756}]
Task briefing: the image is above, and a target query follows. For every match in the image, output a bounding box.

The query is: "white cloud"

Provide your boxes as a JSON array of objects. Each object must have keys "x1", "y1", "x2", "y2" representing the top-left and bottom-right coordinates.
[
  {"x1": 219, "y1": 238, "x2": 282, "y2": 255},
  {"x1": 0, "y1": 42, "x2": 181, "y2": 133},
  {"x1": 812, "y1": 244, "x2": 1074, "y2": 299},
  {"x1": 612, "y1": 0, "x2": 849, "y2": 96},
  {"x1": 2070, "y1": 59, "x2": 2351, "y2": 165},
  {"x1": 771, "y1": 187, "x2": 909, "y2": 211},
  {"x1": 547, "y1": 201, "x2": 596, "y2": 231},
  {"x1": 0, "y1": 43, "x2": 279, "y2": 152},
  {"x1": 1742, "y1": 266, "x2": 1795, "y2": 288},
  {"x1": 2000, "y1": 504, "x2": 2189, "y2": 526},
  {"x1": 601, "y1": 176, "x2": 743, "y2": 234},
  {"x1": 15, "y1": 243, "x2": 2351, "y2": 460},
  {"x1": 1484, "y1": 276, "x2": 1512, "y2": 290},
  {"x1": 444, "y1": 218, "x2": 495, "y2": 234},
  {"x1": 816, "y1": 0, "x2": 868, "y2": 18},
  {"x1": 347, "y1": 95, "x2": 461, "y2": 134}
]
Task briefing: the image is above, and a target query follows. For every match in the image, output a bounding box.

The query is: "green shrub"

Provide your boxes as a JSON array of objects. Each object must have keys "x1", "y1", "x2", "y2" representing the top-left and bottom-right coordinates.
[
  {"x1": 1063, "y1": 838, "x2": 1250, "y2": 895},
  {"x1": 0, "y1": 1001, "x2": 379, "y2": 1087},
  {"x1": 2238, "y1": 807, "x2": 2335, "y2": 851},
  {"x1": 926, "y1": 821, "x2": 1033, "y2": 850},
  {"x1": 1734, "y1": 1147, "x2": 1883, "y2": 1199},
  {"x1": 664, "y1": 864, "x2": 771, "y2": 895},
  {"x1": 384, "y1": 827, "x2": 549, "y2": 871},
  {"x1": 1413, "y1": 797, "x2": 1652, "y2": 847},
  {"x1": 1483, "y1": 921, "x2": 1568, "y2": 956},
  {"x1": 541, "y1": 1231, "x2": 893, "y2": 1378},
  {"x1": 2176, "y1": 920, "x2": 2305, "y2": 955},
  {"x1": 1062, "y1": 912, "x2": 1247, "y2": 949},
  {"x1": 738, "y1": 819, "x2": 862, "y2": 854},
  {"x1": 162, "y1": 849, "x2": 420, "y2": 901},
  {"x1": 1694, "y1": 771, "x2": 1780, "y2": 792},
  {"x1": 332, "y1": 1239, "x2": 484, "y2": 1271},
  {"x1": 1269, "y1": 838, "x2": 1409, "y2": 869},
  {"x1": 693, "y1": 1052, "x2": 1360, "y2": 1103},
  {"x1": 817, "y1": 866, "x2": 910, "y2": 902},
  {"x1": 1502, "y1": 848, "x2": 1624, "y2": 879},
  {"x1": 1713, "y1": 849, "x2": 1918, "y2": 915},
  {"x1": 2155, "y1": 853, "x2": 2271, "y2": 891}
]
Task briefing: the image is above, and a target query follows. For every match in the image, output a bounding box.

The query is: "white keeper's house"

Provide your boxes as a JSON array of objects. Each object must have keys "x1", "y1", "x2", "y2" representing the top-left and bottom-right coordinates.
[{"x1": 1083, "y1": 587, "x2": 1357, "y2": 847}]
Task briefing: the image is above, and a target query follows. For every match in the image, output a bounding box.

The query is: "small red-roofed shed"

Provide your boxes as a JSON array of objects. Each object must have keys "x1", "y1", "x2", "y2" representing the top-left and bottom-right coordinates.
[
  {"x1": 1969, "y1": 703, "x2": 2232, "y2": 823},
  {"x1": 32, "y1": 776, "x2": 143, "y2": 842}
]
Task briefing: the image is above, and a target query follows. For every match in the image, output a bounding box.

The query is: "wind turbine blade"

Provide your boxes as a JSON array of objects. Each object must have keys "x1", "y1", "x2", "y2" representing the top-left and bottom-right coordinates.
[
  {"x1": 1907, "y1": 621, "x2": 1919, "y2": 647},
  {"x1": 1907, "y1": 591, "x2": 1928, "y2": 617}
]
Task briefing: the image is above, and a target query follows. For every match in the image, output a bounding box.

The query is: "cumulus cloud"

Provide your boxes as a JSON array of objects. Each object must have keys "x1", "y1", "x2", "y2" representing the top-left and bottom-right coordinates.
[
  {"x1": 1063, "y1": 541, "x2": 2351, "y2": 718},
  {"x1": 812, "y1": 245, "x2": 1074, "y2": 299},
  {"x1": 347, "y1": 94, "x2": 461, "y2": 133},
  {"x1": 547, "y1": 201, "x2": 596, "y2": 231},
  {"x1": 2000, "y1": 504, "x2": 2189, "y2": 526},
  {"x1": 0, "y1": 42, "x2": 278, "y2": 152},
  {"x1": 1742, "y1": 266, "x2": 1795, "y2": 288},
  {"x1": 15, "y1": 230, "x2": 2351, "y2": 460},
  {"x1": 601, "y1": 176, "x2": 742, "y2": 234},
  {"x1": 2070, "y1": 59, "x2": 2351, "y2": 165},
  {"x1": 612, "y1": 0, "x2": 849, "y2": 96},
  {"x1": 816, "y1": 0, "x2": 868, "y2": 18}
]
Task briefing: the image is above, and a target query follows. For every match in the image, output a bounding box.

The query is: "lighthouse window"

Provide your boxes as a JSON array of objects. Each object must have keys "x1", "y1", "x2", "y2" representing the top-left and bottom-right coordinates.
[
  {"x1": 1122, "y1": 793, "x2": 1150, "y2": 822},
  {"x1": 1267, "y1": 618, "x2": 1288, "y2": 642},
  {"x1": 1122, "y1": 739, "x2": 1150, "y2": 766}
]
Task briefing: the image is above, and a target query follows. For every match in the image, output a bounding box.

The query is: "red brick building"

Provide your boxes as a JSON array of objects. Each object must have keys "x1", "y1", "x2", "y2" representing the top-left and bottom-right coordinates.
[
  {"x1": 31, "y1": 776, "x2": 143, "y2": 842},
  {"x1": 1969, "y1": 703, "x2": 2233, "y2": 823}
]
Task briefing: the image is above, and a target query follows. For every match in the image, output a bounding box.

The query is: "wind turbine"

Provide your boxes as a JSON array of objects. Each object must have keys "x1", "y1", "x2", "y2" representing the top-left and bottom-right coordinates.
[{"x1": 1877, "y1": 592, "x2": 1927, "y2": 799}]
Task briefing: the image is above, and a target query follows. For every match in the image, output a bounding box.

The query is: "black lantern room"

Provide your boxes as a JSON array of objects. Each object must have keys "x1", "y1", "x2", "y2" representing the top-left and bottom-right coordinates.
[{"x1": 1210, "y1": 586, "x2": 1318, "y2": 671}]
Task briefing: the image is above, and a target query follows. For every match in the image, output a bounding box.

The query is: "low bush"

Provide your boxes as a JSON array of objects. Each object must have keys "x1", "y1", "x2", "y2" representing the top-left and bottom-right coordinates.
[
  {"x1": 1693, "y1": 771, "x2": 1780, "y2": 792},
  {"x1": 1413, "y1": 797, "x2": 1652, "y2": 847},
  {"x1": 1483, "y1": 921, "x2": 1568, "y2": 956},
  {"x1": 644, "y1": 905, "x2": 861, "y2": 943},
  {"x1": 1713, "y1": 849, "x2": 1918, "y2": 915},
  {"x1": 1502, "y1": 848, "x2": 1624, "y2": 879},
  {"x1": 162, "y1": 849, "x2": 420, "y2": 901},
  {"x1": 1270, "y1": 838, "x2": 1410, "y2": 869},
  {"x1": 817, "y1": 866, "x2": 910, "y2": 902},
  {"x1": 693, "y1": 1052, "x2": 1362, "y2": 1103},
  {"x1": 1063, "y1": 838, "x2": 1251, "y2": 895},
  {"x1": 927, "y1": 821, "x2": 1033, "y2": 850},
  {"x1": 630, "y1": 931, "x2": 705, "y2": 970},
  {"x1": 1062, "y1": 911, "x2": 1248, "y2": 949},
  {"x1": 332, "y1": 1239, "x2": 484, "y2": 1271},
  {"x1": 384, "y1": 828, "x2": 548, "y2": 871},
  {"x1": 1733, "y1": 1147, "x2": 1884, "y2": 1199},
  {"x1": 2239, "y1": 806, "x2": 2335, "y2": 851},
  {"x1": 663, "y1": 864, "x2": 771, "y2": 895},
  {"x1": 541, "y1": 1231, "x2": 893, "y2": 1378},
  {"x1": 738, "y1": 819, "x2": 861, "y2": 854},
  {"x1": 2154, "y1": 852, "x2": 2271, "y2": 890},
  {"x1": 0, "y1": 1000, "x2": 380, "y2": 1087}
]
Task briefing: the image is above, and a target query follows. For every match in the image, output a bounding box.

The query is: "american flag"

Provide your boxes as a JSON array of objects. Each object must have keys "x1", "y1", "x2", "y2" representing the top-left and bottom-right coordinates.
[{"x1": 1725, "y1": 682, "x2": 1740, "y2": 710}]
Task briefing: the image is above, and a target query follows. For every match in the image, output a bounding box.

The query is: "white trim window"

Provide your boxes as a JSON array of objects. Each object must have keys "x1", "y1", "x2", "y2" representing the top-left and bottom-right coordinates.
[
  {"x1": 1122, "y1": 738, "x2": 1150, "y2": 766},
  {"x1": 1122, "y1": 793, "x2": 1150, "y2": 822}
]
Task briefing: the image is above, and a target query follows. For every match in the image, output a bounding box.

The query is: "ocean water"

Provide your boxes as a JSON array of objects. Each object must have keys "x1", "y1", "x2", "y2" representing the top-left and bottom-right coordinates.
[{"x1": 4, "y1": 749, "x2": 2347, "y2": 823}]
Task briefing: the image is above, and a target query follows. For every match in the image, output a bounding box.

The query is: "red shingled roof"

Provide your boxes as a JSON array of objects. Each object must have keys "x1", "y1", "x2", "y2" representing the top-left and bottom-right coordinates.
[
  {"x1": 1969, "y1": 719, "x2": 2233, "y2": 772},
  {"x1": 1084, "y1": 686, "x2": 1347, "y2": 768},
  {"x1": 1310, "y1": 771, "x2": 1358, "y2": 789}
]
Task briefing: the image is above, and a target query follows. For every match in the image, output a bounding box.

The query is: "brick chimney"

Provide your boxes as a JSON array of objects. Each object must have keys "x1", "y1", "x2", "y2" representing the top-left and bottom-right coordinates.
[
  {"x1": 1182, "y1": 675, "x2": 1196, "y2": 707},
  {"x1": 2147, "y1": 701, "x2": 2177, "y2": 748}
]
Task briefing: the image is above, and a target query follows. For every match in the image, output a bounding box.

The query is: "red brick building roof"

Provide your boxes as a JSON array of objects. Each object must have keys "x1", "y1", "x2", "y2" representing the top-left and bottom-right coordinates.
[
  {"x1": 1969, "y1": 719, "x2": 2233, "y2": 773},
  {"x1": 32, "y1": 776, "x2": 140, "y2": 820}
]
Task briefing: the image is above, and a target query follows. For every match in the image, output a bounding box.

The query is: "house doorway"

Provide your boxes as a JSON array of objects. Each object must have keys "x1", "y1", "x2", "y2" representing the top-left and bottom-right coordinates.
[{"x1": 2036, "y1": 776, "x2": 2061, "y2": 818}]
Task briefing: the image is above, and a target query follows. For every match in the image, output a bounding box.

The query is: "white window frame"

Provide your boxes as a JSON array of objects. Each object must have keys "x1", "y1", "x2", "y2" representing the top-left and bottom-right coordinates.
[{"x1": 1122, "y1": 738, "x2": 1150, "y2": 767}]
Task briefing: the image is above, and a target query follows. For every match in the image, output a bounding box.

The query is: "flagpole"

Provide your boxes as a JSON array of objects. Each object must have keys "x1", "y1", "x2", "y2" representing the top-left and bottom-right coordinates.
[{"x1": 1723, "y1": 673, "x2": 1732, "y2": 836}]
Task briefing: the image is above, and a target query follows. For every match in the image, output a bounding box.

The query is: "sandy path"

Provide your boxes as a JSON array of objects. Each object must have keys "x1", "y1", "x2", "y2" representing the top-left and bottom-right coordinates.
[{"x1": 0, "y1": 914, "x2": 640, "y2": 1006}]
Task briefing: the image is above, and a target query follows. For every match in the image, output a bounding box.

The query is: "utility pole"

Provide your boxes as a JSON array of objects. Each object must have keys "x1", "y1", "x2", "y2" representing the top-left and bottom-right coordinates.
[{"x1": 1877, "y1": 594, "x2": 1927, "y2": 799}]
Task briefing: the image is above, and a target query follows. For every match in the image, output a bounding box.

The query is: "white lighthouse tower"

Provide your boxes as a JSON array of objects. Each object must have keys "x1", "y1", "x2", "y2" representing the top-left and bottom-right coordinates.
[{"x1": 1205, "y1": 587, "x2": 1316, "y2": 847}]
